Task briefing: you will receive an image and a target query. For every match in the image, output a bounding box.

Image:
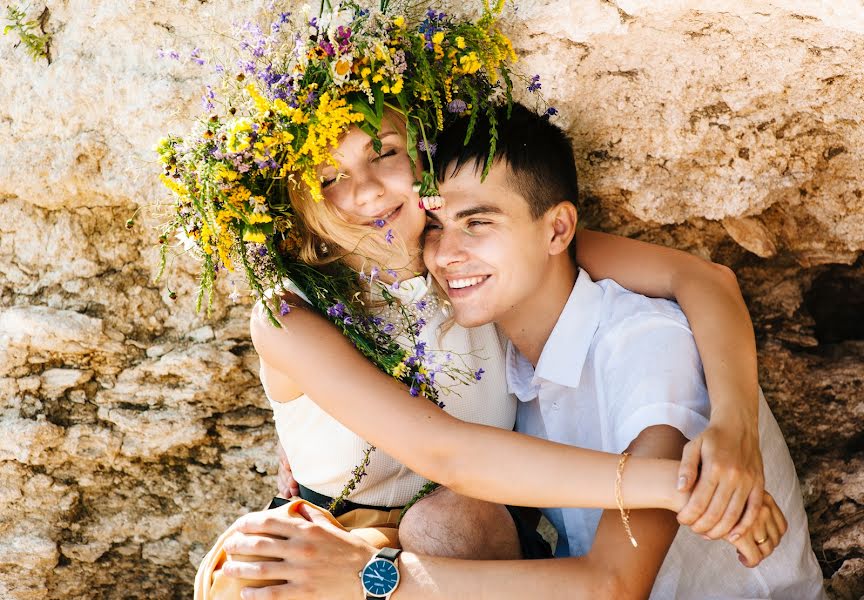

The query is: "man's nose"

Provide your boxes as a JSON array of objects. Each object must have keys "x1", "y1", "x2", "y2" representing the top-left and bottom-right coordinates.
[{"x1": 431, "y1": 226, "x2": 467, "y2": 269}]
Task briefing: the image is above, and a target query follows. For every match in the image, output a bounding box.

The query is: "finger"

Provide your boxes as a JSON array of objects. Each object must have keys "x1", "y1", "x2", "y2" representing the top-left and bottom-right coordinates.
[
  {"x1": 677, "y1": 437, "x2": 702, "y2": 493},
  {"x1": 727, "y1": 487, "x2": 764, "y2": 540},
  {"x1": 705, "y1": 487, "x2": 749, "y2": 540},
  {"x1": 223, "y1": 558, "x2": 288, "y2": 582},
  {"x1": 733, "y1": 535, "x2": 761, "y2": 568},
  {"x1": 762, "y1": 516, "x2": 780, "y2": 558},
  {"x1": 236, "y1": 511, "x2": 307, "y2": 538},
  {"x1": 689, "y1": 479, "x2": 734, "y2": 535},
  {"x1": 241, "y1": 583, "x2": 295, "y2": 600},
  {"x1": 296, "y1": 503, "x2": 337, "y2": 529},
  {"x1": 677, "y1": 476, "x2": 718, "y2": 527},
  {"x1": 767, "y1": 495, "x2": 787, "y2": 541},
  {"x1": 224, "y1": 534, "x2": 288, "y2": 558}
]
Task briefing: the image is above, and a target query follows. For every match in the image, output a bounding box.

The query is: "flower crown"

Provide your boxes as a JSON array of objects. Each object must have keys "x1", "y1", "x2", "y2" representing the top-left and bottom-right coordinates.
[{"x1": 156, "y1": 0, "x2": 519, "y2": 311}]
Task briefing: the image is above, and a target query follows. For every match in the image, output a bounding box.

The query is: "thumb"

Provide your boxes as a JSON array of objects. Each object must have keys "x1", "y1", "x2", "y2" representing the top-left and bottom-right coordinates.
[
  {"x1": 297, "y1": 503, "x2": 338, "y2": 529},
  {"x1": 677, "y1": 436, "x2": 702, "y2": 492}
]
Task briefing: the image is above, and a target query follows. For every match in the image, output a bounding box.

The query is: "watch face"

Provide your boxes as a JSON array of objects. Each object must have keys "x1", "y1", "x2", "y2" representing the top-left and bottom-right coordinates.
[{"x1": 362, "y1": 558, "x2": 399, "y2": 596}]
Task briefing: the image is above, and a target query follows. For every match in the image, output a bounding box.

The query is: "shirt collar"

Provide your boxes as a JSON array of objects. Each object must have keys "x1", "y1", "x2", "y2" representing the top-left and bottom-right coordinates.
[{"x1": 506, "y1": 269, "x2": 604, "y2": 401}]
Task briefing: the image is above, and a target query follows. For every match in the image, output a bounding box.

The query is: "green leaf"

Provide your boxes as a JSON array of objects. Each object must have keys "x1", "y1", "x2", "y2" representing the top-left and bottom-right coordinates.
[
  {"x1": 350, "y1": 97, "x2": 381, "y2": 130},
  {"x1": 3, "y1": 25, "x2": 13, "y2": 35},
  {"x1": 405, "y1": 119, "x2": 419, "y2": 165}
]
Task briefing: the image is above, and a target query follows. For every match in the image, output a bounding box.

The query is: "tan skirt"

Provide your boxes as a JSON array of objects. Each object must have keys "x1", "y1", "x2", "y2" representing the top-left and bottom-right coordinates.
[{"x1": 194, "y1": 498, "x2": 402, "y2": 600}]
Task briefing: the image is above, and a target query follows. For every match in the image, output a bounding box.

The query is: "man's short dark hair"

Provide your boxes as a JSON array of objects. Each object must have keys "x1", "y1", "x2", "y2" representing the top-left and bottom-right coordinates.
[{"x1": 432, "y1": 102, "x2": 579, "y2": 220}]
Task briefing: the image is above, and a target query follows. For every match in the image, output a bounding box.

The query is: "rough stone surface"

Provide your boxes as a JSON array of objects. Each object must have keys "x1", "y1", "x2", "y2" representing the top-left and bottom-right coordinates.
[{"x1": 1, "y1": 0, "x2": 862, "y2": 597}]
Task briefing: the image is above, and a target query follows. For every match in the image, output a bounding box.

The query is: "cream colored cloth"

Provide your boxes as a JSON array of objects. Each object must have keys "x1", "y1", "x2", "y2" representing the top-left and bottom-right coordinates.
[{"x1": 194, "y1": 498, "x2": 402, "y2": 600}]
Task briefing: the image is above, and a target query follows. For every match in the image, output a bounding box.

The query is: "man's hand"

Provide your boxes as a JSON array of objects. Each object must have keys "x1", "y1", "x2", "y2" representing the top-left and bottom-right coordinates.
[
  {"x1": 222, "y1": 504, "x2": 376, "y2": 600},
  {"x1": 676, "y1": 421, "x2": 764, "y2": 540},
  {"x1": 727, "y1": 491, "x2": 787, "y2": 568},
  {"x1": 276, "y1": 442, "x2": 300, "y2": 498}
]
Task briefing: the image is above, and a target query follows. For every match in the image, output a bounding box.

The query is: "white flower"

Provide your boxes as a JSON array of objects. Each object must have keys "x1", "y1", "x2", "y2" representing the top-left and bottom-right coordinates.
[
  {"x1": 331, "y1": 53, "x2": 354, "y2": 85},
  {"x1": 229, "y1": 289, "x2": 242, "y2": 303}
]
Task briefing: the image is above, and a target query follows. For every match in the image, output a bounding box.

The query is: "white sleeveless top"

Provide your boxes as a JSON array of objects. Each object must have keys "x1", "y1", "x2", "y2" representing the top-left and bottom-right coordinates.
[{"x1": 263, "y1": 275, "x2": 517, "y2": 507}]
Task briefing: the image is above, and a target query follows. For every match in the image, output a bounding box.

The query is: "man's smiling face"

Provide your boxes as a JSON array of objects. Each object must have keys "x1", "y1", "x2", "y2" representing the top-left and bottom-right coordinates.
[{"x1": 423, "y1": 160, "x2": 555, "y2": 329}]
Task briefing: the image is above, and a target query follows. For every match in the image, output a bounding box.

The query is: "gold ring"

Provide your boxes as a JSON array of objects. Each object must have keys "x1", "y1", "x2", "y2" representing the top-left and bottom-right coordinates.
[{"x1": 754, "y1": 536, "x2": 769, "y2": 545}]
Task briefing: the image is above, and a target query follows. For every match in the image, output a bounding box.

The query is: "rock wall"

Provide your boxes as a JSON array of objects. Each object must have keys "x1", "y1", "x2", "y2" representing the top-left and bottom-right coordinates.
[{"x1": 1, "y1": 1, "x2": 862, "y2": 598}]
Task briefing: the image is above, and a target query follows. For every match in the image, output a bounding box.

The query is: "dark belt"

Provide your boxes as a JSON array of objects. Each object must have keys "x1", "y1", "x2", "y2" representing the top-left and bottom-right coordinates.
[{"x1": 296, "y1": 484, "x2": 400, "y2": 518}]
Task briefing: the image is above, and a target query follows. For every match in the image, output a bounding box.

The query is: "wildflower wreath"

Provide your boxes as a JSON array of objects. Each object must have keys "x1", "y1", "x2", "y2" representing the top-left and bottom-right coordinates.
[{"x1": 156, "y1": 0, "x2": 547, "y2": 509}]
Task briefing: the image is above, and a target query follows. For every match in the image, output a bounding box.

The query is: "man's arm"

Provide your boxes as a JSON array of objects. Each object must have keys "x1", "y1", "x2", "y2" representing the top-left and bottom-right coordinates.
[
  {"x1": 222, "y1": 428, "x2": 683, "y2": 600},
  {"x1": 574, "y1": 229, "x2": 763, "y2": 539}
]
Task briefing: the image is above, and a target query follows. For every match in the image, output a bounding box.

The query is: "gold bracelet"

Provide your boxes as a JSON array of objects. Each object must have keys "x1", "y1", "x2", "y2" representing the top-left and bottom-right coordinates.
[{"x1": 616, "y1": 452, "x2": 638, "y2": 548}]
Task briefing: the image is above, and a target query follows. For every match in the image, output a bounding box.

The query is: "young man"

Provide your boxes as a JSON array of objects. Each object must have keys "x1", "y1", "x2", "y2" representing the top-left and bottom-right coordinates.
[{"x1": 219, "y1": 105, "x2": 824, "y2": 599}]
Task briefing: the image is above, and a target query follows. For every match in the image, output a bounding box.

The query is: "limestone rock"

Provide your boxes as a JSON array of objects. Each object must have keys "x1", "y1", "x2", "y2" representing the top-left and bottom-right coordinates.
[{"x1": 0, "y1": 0, "x2": 861, "y2": 597}]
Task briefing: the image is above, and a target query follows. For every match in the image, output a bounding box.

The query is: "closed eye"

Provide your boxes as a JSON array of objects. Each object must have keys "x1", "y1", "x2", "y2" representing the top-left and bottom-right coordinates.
[{"x1": 373, "y1": 149, "x2": 398, "y2": 161}]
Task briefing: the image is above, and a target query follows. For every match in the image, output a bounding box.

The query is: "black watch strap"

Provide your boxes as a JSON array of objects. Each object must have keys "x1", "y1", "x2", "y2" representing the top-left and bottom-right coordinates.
[{"x1": 377, "y1": 547, "x2": 402, "y2": 562}]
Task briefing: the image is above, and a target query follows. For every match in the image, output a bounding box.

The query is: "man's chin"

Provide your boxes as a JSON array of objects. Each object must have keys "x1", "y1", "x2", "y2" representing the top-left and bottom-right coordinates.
[{"x1": 451, "y1": 307, "x2": 495, "y2": 330}]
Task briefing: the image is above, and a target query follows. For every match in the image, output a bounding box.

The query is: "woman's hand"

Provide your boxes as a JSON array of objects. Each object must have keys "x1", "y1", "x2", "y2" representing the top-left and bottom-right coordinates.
[
  {"x1": 727, "y1": 491, "x2": 787, "y2": 568},
  {"x1": 276, "y1": 441, "x2": 300, "y2": 499},
  {"x1": 222, "y1": 504, "x2": 376, "y2": 600},
  {"x1": 676, "y1": 420, "x2": 765, "y2": 540}
]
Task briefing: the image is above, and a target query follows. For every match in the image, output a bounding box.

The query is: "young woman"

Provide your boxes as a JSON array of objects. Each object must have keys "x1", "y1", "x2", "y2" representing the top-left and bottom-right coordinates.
[{"x1": 249, "y1": 110, "x2": 773, "y2": 564}]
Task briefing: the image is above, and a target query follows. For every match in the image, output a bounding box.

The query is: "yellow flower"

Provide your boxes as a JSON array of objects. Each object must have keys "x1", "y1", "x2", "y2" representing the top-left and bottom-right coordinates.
[
  {"x1": 215, "y1": 164, "x2": 239, "y2": 181},
  {"x1": 245, "y1": 83, "x2": 270, "y2": 114},
  {"x1": 159, "y1": 174, "x2": 188, "y2": 197},
  {"x1": 392, "y1": 16, "x2": 405, "y2": 29},
  {"x1": 390, "y1": 77, "x2": 404, "y2": 94},
  {"x1": 455, "y1": 36, "x2": 466, "y2": 49},
  {"x1": 247, "y1": 213, "x2": 273, "y2": 225},
  {"x1": 431, "y1": 31, "x2": 445, "y2": 45},
  {"x1": 242, "y1": 230, "x2": 266, "y2": 244},
  {"x1": 392, "y1": 361, "x2": 408, "y2": 378}
]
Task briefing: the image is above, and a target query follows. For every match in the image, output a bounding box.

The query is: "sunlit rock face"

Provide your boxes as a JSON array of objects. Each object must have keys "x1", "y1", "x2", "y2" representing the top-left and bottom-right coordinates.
[{"x1": 1, "y1": 0, "x2": 861, "y2": 597}]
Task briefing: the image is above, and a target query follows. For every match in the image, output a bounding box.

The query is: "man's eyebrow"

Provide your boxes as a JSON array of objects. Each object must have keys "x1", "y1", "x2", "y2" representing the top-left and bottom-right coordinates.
[{"x1": 454, "y1": 205, "x2": 504, "y2": 219}]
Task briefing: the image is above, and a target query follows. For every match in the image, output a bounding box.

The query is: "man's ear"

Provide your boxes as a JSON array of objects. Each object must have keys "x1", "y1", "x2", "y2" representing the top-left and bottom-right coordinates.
[{"x1": 547, "y1": 201, "x2": 578, "y2": 256}]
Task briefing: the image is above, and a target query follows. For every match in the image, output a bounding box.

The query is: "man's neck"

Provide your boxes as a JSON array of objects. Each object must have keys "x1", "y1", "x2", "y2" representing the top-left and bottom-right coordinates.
[{"x1": 496, "y1": 260, "x2": 578, "y2": 367}]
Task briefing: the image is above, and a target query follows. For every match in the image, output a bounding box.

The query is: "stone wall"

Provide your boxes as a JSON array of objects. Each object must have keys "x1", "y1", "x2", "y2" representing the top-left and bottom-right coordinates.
[{"x1": 1, "y1": 1, "x2": 861, "y2": 598}]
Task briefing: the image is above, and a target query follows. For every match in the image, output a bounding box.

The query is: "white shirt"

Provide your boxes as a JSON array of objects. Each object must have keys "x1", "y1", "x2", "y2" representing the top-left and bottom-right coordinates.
[{"x1": 510, "y1": 270, "x2": 825, "y2": 599}]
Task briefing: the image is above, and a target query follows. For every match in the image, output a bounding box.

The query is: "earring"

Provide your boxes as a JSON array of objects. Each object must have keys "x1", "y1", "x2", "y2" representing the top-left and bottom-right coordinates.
[{"x1": 319, "y1": 241, "x2": 329, "y2": 255}]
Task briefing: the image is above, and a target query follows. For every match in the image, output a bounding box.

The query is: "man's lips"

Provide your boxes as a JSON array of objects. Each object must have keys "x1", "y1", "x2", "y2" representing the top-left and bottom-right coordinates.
[{"x1": 446, "y1": 275, "x2": 490, "y2": 290}]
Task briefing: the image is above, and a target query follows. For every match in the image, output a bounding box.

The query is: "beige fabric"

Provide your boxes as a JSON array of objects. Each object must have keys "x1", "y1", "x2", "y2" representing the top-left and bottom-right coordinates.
[{"x1": 194, "y1": 498, "x2": 402, "y2": 600}]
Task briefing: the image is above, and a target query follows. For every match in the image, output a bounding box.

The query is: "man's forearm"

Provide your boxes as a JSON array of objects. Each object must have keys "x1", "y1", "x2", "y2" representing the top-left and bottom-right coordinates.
[{"x1": 394, "y1": 553, "x2": 612, "y2": 600}]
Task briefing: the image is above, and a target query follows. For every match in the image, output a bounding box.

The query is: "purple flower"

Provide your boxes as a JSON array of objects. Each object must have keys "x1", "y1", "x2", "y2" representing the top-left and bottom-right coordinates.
[
  {"x1": 386, "y1": 270, "x2": 399, "y2": 279},
  {"x1": 447, "y1": 99, "x2": 467, "y2": 113},
  {"x1": 214, "y1": 64, "x2": 225, "y2": 74},
  {"x1": 190, "y1": 48, "x2": 205, "y2": 66},
  {"x1": 385, "y1": 229, "x2": 394, "y2": 244},
  {"x1": 370, "y1": 266, "x2": 380, "y2": 280},
  {"x1": 417, "y1": 140, "x2": 437, "y2": 155},
  {"x1": 474, "y1": 368, "x2": 485, "y2": 381},
  {"x1": 414, "y1": 341, "x2": 427, "y2": 356},
  {"x1": 545, "y1": 107, "x2": 558, "y2": 117},
  {"x1": 409, "y1": 385, "x2": 419, "y2": 397},
  {"x1": 383, "y1": 323, "x2": 396, "y2": 334},
  {"x1": 390, "y1": 280, "x2": 401, "y2": 291},
  {"x1": 528, "y1": 74, "x2": 542, "y2": 92},
  {"x1": 416, "y1": 300, "x2": 427, "y2": 311},
  {"x1": 343, "y1": 316, "x2": 354, "y2": 326},
  {"x1": 257, "y1": 246, "x2": 268, "y2": 256},
  {"x1": 309, "y1": 17, "x2": 319, "y2": 28},
  {"x1": 373, "y1": 219, "x2": 386, "y2": 228},
  {"x1": 279, "y1": 300, "x2": 291, "y2": 316},
  {"x1": 327, "y1": 302, "x2": 345, "y2": 317}
]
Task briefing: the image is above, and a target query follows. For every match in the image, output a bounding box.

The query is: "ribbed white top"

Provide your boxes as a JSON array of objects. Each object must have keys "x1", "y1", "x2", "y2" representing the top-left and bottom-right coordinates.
[{"x1": 264, "y1": 275, "x2": 517, "y2": 507}]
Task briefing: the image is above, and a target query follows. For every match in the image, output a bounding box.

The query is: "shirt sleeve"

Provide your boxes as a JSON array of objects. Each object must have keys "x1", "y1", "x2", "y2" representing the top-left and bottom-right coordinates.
[{"x1": 596, "y1": 310, "x2": 711, "y2": 454}]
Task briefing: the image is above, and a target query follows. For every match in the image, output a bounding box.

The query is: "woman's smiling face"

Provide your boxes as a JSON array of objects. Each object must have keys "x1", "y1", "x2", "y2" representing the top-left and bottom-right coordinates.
[{"x1": 318, "y1": 116, "x2": 427, "y2": 254}]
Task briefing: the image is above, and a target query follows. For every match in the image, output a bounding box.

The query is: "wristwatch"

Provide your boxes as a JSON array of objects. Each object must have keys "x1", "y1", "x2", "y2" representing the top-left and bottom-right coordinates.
[{"x1": 359, "y1": 547, "x2": 402, "y2": 599}]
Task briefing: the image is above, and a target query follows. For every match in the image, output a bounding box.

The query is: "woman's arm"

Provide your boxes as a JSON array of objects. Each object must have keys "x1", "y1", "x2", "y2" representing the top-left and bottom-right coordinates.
[
  {"x1": 574, "y1": 229, "x2": 763, "y2": 539},
  {"x1": 250, "y1": 301, "x2": 687, "y2": 512}
]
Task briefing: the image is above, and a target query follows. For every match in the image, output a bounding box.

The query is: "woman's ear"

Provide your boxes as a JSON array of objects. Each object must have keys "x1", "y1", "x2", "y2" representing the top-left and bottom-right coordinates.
[{"x1": 547, "y1": 201, "x2": 578, "y2": 256}]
